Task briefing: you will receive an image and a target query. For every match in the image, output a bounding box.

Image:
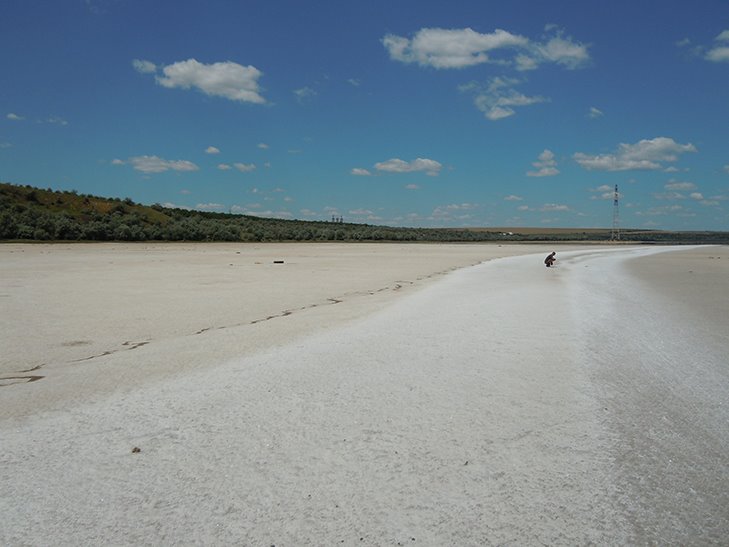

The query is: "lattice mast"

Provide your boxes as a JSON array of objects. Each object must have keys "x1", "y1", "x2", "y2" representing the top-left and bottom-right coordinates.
[{"x1": 611, "y1": 184, "x2": 620, "y2": 241}]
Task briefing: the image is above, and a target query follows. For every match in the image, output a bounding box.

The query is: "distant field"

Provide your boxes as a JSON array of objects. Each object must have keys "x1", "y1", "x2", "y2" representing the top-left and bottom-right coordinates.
[{"x1": 460, "y1": 227, "x2": 615, "y2": 235}]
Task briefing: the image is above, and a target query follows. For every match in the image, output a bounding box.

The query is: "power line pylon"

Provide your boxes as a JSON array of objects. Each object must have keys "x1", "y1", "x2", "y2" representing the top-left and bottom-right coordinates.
[{"x1": 611, "y1": 184, "x2": 620, "y2": 241}]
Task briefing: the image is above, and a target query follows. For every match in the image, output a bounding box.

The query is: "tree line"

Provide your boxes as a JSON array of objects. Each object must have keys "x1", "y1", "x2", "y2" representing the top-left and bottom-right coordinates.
[{"x1": 2, "y1": 182, "x2": 727, "y2": 244}]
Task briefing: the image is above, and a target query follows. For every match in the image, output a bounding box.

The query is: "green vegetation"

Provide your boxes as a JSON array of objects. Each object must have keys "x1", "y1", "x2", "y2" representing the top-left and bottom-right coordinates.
[{"x1": 2, "y1": 182, "x2": 728, "y2": 244}]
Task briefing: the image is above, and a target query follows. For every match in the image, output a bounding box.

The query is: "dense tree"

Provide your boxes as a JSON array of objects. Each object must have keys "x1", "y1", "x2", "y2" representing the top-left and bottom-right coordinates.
[{"x1": 1, "y1": 182, "x2": 727, "y2": 244}]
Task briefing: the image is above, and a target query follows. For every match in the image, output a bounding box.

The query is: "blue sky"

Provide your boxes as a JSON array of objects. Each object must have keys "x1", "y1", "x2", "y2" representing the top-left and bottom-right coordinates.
[{"x1": 2, "y1": 0, "x2": 728, "y2": 230}]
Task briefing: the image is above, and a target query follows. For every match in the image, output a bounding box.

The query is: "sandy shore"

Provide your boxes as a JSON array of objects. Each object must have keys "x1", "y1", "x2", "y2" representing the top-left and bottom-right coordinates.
[
  {"x1": 1, "y1": 243, "x2": 728, "y2": 545},
  {"x1": 0, "y1": 242, "x2": 578, "y2": 417}
]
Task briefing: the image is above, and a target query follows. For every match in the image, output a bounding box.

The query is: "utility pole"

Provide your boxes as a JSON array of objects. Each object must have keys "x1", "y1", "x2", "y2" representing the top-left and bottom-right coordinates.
[{"x1": 611, "y1": 184, "x2": 620, "y2": 241}]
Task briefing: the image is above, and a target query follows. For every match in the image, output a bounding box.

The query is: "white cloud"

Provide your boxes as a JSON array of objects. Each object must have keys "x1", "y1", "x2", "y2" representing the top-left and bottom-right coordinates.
[
  {"x1": 132, "y1": 59, "x2": 157, "y2": 74},
  {"x1": 676, "y1": 38, "x2": 692, "y2": 48},
  {"x1": 527, "y1": 149, "x2": 559, "y2": 177},
  {"x1": 431, "y1": 203, "x2": 478, "y2": 219},
  {"x1": 588, "y1": 185, "x2": 621, "y2": 200},
  {"x1": 257, "y1": 143, "x2": 269, "y2": 149},
  {"x1": 724, "y1": 164, "x2": 729, "y2": 174},
  {"x1": 351, "y1": 168, "x2": 372, "y2": 176},
  {"x1": 461, "y1": 77, "x2": 548, "y2": 120},
  {"x1": 7, "y1": 112, "x2": 67, "y2": 125},
  {"x1": 233, "y1": 162, "x2": 256, "y2": 172},
  {"x1": 205, "y1": 146, "x2": 220, "y2": 154},
  {"x1": 654, "y1": 191, "x2": 687, "y2": 200},
  {"x1": 405, "y1": 184, "x2": 420, "y2": 190},
  {"x1": 0, "y1": 141, "x2": 13, "y2": 149},
  {"x1": 153, "y1": 58, "x2": 266, "y2": 104},
  {"x1": 540, "y1": 203, "x2": 570, "y2": 211},
  {"x1": 349, "y1": 209, "x2": 374, "y2": 216},
  {"x1": 706, "y1": 46, "x2": 729, "y2": 62},
  {"x1": 374, "y1": 158, "x2": 442, "y2": 176},
  {"x1": 636, "y1": 205, "x2": 685, "y2": 216},
  {"x1": 504, "y1": 194, "x2": 523, "y2": 201},
  {"x1": 382, "y1": 26, "x2": 589, "y2": 70},
  {"x1": 347, "y1": 78, "x2": 361, "y2": 86},
  {"x1": 574, "y1": 137, "x2": 697, "y2": 171},
  {"x1": 530, "y1": 32, "x2": 590, "y2": 69},
  {"x1": 590, "y1": 192, "x2": 616, "y2": 201},
  {"x1": 217, "y1": 163, "x2": 232, "y2": 170},
  {"x1": 689, "y1": 192, "x2": 704, "y2": 200},
  {"x1": 517, "y1": 205, "x2": 531, "y2": 211},
  {"x1": 46, "y1": 116, "x2": 68, "y2": 126},
  {"x1": 664, "y1": 181, "x2": 696, "y2": 190},
  {"x1": 383, "y1": 27, "x2": 528, "y2": 69},
  {"x1": 129, "y1": 155, "x2": 199, "y2": 174},
  {"x1": 588, "y1": 106, "x2": 603, "y2": 118},
  {"x1": 294, "y1": 86, "x2": 317, "y2": 102},
  {"x1": 706, "y1": 29, "x2": 729, "y2": 62},
  {"x1": 111, "y1": 158, "x2": 125, "y2": 165}
]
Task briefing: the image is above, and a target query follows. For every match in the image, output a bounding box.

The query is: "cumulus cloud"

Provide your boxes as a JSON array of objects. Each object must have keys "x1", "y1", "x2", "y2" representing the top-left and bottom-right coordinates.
[
  {"x1": 7, "y1": 112, "x2": 67, "y2": 125},
  {"x1": 383, "y1": 28, "x2": 528, "y2": 69},
  {"x1": 504, "y1": 195, "x2": 523, "y2": 201},
  {"x1": 349, "y1": 208, "x2": 374, "y2": 216},
  {"x1": 664, "y1": 181, "x2": 696, "y2": 191},
  {"x1": 636, "y1": 205, "x2": 686, "y2": 217},
  {"x1": 217, "y1": 163, "x2": 232, "y2": 170},
  {"x1": 144, "y1": 58, "x2": 266, "y2": 104},
  {"x1": 111, "y1": 158, "x2": 125, "y2": 165},
  {"x1": 351, "y1": 168, "x2": 372, "y2": 176},
  {"x1": 527, "y1": 149, "x2": 559, "y2": 177},
  {"x1": 460, "y1": 77, "x2": 548, "y2": 120},
  {"x1": 527, "y1": 31, "x2": 591, "y2": 69},
  {"x1": 588, "y1": 106, "x2": 603, "y2": 118},
  {"x1": 129, "y1": 155, "x2": 199, "y2": 174},
  {"x1": 540, "y1": 203, "x2": 569, "y2": 212},
  {"x1": 382, "y1": 26, "x2": 589, "y2": 70},
  {"x1": 706, "y1": 29, "x2": 729, "y2": 62},
  {"x1": 588, "y1": 184, "x2": 622, "y2": 200},
  {"x1": 574, "y1": 137, "x2": 697, "y2": 171},
  {"x1": 205, "y1": 146, "x2": 220, "y2": 154},
  {"x1": 132, "y1": 59, "x2": 157, "y2": 74},
  {"x1": 257, "y1": 143, "x2": 269, "y2": 149},
  {"x1": 233, "y1": 162, "x2": 256, "y2": 172},
  {"x1": 654, "y1": 191, "x2": 687, "y2": 201},
  {"x1": 374, "y1": 158, "x2": 442, "y2": 176},
  {"x1": 46, "y1": 116, "x2": 68, "y2": 126},
  {"x1": 293, "y1": 86, "x2": 317, "y2": 102},
  {"x1": 431, "y1": 203, "x2": 479, "y2": 220}
]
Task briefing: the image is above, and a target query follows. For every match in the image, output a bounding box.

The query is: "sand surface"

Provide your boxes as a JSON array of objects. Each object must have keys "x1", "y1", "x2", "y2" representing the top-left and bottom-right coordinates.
[
  {"x1": 0, "y1": 242, "x2": 570, "y2": 416},
  {"x1": 1, "y1": 243, "x2": 728, "y2": 545}
]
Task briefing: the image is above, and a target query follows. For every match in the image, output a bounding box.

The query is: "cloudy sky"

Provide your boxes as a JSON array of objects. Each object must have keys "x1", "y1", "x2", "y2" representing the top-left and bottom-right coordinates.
[{"x1": 2, "y1": 0, "x2": 728, "y2": 229}]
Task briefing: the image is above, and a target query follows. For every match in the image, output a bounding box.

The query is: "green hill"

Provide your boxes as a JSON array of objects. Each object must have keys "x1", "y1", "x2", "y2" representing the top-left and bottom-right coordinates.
[{"x1": 1, "y1": 182, "x2": 727, "y2": 243}]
